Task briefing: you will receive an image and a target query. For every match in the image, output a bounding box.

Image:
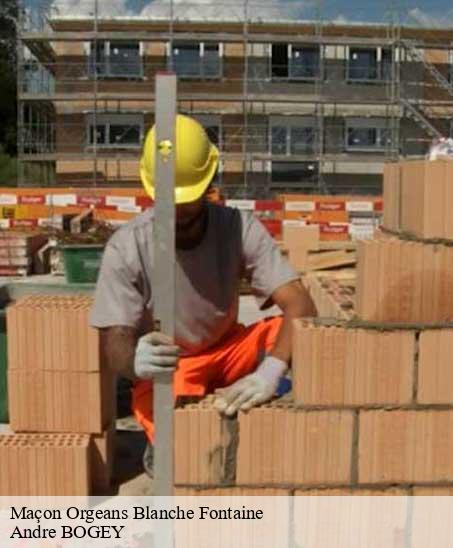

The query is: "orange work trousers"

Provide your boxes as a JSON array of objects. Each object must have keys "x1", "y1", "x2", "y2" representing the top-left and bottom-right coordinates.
[{"x1": 132, "y1": 316, "x2": 283, "y2": 442}]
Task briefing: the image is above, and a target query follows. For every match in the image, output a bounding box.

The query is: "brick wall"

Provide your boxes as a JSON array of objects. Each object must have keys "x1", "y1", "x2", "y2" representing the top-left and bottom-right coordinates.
[{"x1": 174, "y1": 322, "x2": 453, "y2": 493}]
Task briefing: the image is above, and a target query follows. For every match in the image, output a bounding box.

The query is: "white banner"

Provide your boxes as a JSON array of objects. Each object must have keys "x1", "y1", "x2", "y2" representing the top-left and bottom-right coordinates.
[
  {"x1": 285, "y1": 201, "x2": 315, "y2": 212},
  {"x1": 1, "y1": 496, "x2": 452, "y2": 547},
  {"x1": 49, "y1": 194, "x2": 78, "y2": 207},
  {"x1": 0, "y1": 195, "x2": 17, "y2": 205},
  {"x1": 225, "y1": 200, "x2": 256, "y2": 210}
]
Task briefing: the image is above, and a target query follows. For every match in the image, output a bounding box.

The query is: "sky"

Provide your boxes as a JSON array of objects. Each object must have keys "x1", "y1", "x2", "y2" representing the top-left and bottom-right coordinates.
[{"x1": 25, "y1": 0, "x2": 453, "y2": 27}]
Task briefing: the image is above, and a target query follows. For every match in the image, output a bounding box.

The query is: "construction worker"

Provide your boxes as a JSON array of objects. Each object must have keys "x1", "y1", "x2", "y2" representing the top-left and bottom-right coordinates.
[{"x1": 90, "y1": 115, "x2": 315, "y2": 476}]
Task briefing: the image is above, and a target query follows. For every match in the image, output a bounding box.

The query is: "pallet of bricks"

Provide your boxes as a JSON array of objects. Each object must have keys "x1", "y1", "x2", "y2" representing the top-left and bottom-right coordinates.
[
  {"x1": 1, "y1": 296, "x2": 116, "y2": 495},
  {"x1": 0, "y1": 231, "x2": 48, "y2": 276},
  {"x1": 175, "y1": 160, "x2": 453, "y2": 496}
]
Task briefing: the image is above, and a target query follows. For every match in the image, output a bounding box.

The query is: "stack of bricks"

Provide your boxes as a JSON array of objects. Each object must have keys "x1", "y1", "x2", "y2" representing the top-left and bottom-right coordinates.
[
  {"x1": 359, "y1": 159, "x2": 453, "y2": 323},
  {"x1": 0, "y1": 231, "x2": 47, "y2": 276},
  {"x1": 2, "y1": 295, "x2": 115, "y2": 495}
]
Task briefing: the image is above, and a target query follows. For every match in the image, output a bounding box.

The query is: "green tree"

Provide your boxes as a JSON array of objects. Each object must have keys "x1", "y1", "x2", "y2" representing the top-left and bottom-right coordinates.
[{"x1": 0, "y1": 0, "x2": 17, "y2": 156}]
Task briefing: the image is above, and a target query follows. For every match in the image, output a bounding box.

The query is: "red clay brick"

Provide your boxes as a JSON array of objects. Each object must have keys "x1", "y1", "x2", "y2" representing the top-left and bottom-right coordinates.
[
  {"x1": 356, "y1": 239, "x2": 453, "y2": 323},
  {"x1": 292, "y1": 322, "x2": 415, "y2": 406},
  {"x1": 8, "y1": 369, "x2": 115, "y2": 434},
  {"x1": 399, "y1": 159, "x2": 453, "y2": 240},
  {"x1": 0, "y1": 433, "x2": 90, "y2": 495},
  {"x1": 418, "y1": 330, "x2": 453, "y2": 405},
  {"x1": 383, "y1": 162, "x2": 401, "y2": 232},
  {"x1": 237, "y1": 406, "x2": 353, "y2": 486},
  {"x1": 359, "y1": 410, "x2": 453, "y2": 484},
  {"x1": 7, "y1": 296, "x2": 99, "y2": 372},
  {"x1": 174, "y1": 401, "x2": 235, "y2": 486}
]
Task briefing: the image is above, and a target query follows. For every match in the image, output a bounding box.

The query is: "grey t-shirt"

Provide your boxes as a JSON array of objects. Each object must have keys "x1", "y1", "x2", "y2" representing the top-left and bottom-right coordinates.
[{"x1": 90, "y1": 203, "x2": 298, "y2": 356}]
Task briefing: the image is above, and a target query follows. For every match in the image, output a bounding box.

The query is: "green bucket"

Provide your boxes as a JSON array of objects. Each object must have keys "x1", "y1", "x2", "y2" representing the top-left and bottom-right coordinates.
[{"x1": 61, "y1": 245, "x2": 104, "y2": 284}]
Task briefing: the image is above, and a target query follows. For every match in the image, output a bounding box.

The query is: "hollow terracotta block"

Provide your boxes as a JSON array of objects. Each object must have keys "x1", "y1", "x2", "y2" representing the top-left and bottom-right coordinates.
[
  {"x1": 174, "y1": 400, "x2": 235, "y2": 486},
  {"x1": 418, "y1": 330, "x2": 453, "y2": 405},
  {"x1": 359, "y1": 410, "x2": 453, "y2": 484},
  {"x1": 356, "y1": 239, "x2": 453, "y2": 323},
  {"x1": 8, "y1": 369, "x2": 114, "y2": 434},
  {"x1": 0, "y1": 433, "x2": 90, "y2": 495},
  {"x1": 383, "y1": 162, "x2": 401, "y2": 232},
  {"x1": 399, "y1": 160, "x2": 453, "y2": 240},
  {"x1": 292, "y1": 322, "x2": 414, "y2": 406},
  {"x1": 7, "y1": 295, "x2": 98, "y2": 372},
  {"x1": 236, "y1": 406, "x2": 354, "y2": 486}
]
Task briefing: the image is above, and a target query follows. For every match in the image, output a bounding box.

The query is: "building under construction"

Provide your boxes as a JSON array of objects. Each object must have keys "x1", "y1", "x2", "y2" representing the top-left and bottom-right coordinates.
[{"x1": 18, "y1": 0, "x2": 453, "y2": 197}]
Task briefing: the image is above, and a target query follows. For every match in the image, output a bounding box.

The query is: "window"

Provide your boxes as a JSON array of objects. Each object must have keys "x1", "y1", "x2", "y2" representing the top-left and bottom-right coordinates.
[
  {"x1": 270, "y1": 118, "x2": 317, "y2": 155},
  {"x1": 348, "y1": 48, "x2": 378, "y2": 81},
  {"x1": 271, "y1": 44, "x2": 320, "y2": 79},
  {"x1": 290, "y1": 46, "x2": 320, "y2": 79},
  {"x1": 89, "y1": 125, "x2": 106, "y2": 145},
  {"x1": 109, "y1": 124, "x2": 141, "y2": 146},
  {"x1": 346, "y1": 120, "x2": 392, "y2": 151},
  {"x1": 172, "y1": 42, "x2": 221, "y2": 79},
  {"x1": 109, "y1": 42, "x2": 142, "y2": 77},
  {"x1": 86, "y1": 114, "x2": 144, "y2": 148},
  {"x1": 271, "y1": 161, "x2": 318, "y2": 184},
  {"x1": 89, "y1": 42, "x2": 107, "y2": 77},
  {"x1": 88, "y1": 41, "x2": 142, "y2": 78},
  {"x1": 271, "y1": 43, "x2": 288, "y2": 78},
  {"x1": 271, "y1": 126, "x2": 287, "y2": 154},
  {"x1": 291, "y1": 127, "x2": 316, "y2": 154},
  {"x1": 382, "y1": 48, "x2": 393, "y2": 81}
]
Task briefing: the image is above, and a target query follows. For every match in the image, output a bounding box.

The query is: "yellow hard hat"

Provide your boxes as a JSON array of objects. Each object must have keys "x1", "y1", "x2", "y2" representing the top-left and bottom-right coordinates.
[{"x1": 140, "y1": 114, "x2": 220, "y2": 204}]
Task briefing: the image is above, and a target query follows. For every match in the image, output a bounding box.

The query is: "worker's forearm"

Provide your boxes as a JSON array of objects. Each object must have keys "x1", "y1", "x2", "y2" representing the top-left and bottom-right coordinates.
[
  {"x1": 100, "y1": 326, "x2": 139, "y2": 382},
  {"x1": 269, "y1": 293, "x2": 316, "y2": 365}
]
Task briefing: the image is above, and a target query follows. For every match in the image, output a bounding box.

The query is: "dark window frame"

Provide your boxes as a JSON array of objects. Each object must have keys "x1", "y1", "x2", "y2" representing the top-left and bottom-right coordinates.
[
  {"x1": 271, "y1": 161, "x2": 319, "y2": 184},
  {"x1": 86, "y1": 115, "x2": 144, "y2": 149},
  {"x1": 345, "y1": 123, "x2": 392, "y2": 151},
  {"x1": 347, "y1": 47, "x2": 393, "y2": 83},
  {"x1": 171, "y1": 42, "x2": 222, "y2": 80},
  {"x1": 88, "y1": 41, "x2": 143, "y2": 79},
  {"x1": 271, "y1": 43, "x2": 321, "y2": 81},
  {"x1": 270, "y1": 123, "x2": 317, "y2": 155}
]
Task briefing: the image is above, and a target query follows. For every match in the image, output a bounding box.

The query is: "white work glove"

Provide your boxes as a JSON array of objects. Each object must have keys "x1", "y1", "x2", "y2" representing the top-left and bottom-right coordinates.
[
  {"x1": 134, "y1": 332, "x2": 180, "y2": 380},
  {"x1": 214, "y1": 356, "x2": 288, "y2": 417}
]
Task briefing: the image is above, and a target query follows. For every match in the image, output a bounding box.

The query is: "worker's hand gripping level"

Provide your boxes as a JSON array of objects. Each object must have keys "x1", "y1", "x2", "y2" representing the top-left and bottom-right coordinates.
[{"x1": 152, "y1": 73, "x2": 177, "y2": 497}]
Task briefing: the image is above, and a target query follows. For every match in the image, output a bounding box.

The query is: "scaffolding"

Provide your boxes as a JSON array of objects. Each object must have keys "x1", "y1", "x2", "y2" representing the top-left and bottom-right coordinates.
[{"x1": 15, "y1": 0, "x2": 453, "y2": 197}]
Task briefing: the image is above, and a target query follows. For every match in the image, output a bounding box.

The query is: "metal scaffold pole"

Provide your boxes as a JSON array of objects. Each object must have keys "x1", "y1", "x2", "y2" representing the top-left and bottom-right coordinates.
[
  {"x1": 242, "y1": 0, "x2": 249, "y2": 198},
  {"x1": 93, "y1": 0, "x2": 98, "y2": 187}
]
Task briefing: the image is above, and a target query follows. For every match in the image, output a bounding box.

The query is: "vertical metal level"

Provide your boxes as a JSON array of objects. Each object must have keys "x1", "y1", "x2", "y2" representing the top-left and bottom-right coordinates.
[{"x1": 153, "y1": 73, "x2": 177, "y2": 498}]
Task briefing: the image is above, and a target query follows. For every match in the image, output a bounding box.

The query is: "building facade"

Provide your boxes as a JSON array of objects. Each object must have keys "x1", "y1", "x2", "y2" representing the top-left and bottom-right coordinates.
[{"x1": 19, "y1": 8, "x2": 453, "y2": 197}]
